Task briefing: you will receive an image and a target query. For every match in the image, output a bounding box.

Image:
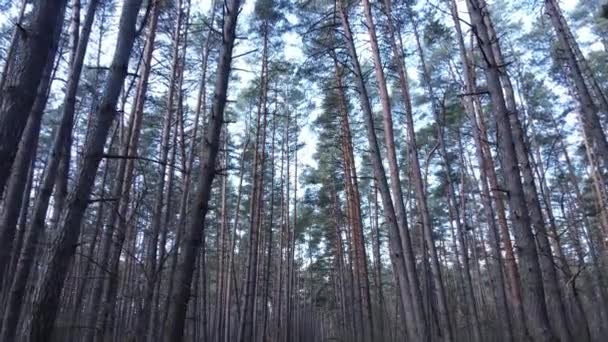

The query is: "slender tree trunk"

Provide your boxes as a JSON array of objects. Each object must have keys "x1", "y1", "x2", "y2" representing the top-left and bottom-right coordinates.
[
  {"x1": 383, "y1": 1, "x2": 456, "y2": 340},
  {"x1": 261, "y1": 108, "x2": 277, "y2": 342},
  {"x1": 0, "y1": 2, "x2": 99, "y2": 334},
  {"x1": 89, "y1": 5, "x2": 159, "y2": 340},
  {"x1": 555, "y1": 118, "x2": 608, "y2": 334},
  {"x1": 0, "y1": 0, "x2": 27, "y2": 97},
  {"x1": 225, "y1": 134, "x2": 250, "y2": 342},
  {"x1": 370, "y1": 183, "x2": 386, "y2": 341},
  {"x1": 120, "y1": 1, "x2": 160, "y2": 337},
  {"x1": 545, "y1": 0, "x2": 608, "y2": 174},
  {"x1": 335, "y1": 20, "x2": 373, "y2": 337},
  {"x1": 152, "y1": 6, "x2": 210, "y2": 340},
  {"x1": 289, "y1": 114, "x2": 299, "y2": 342},
  {"x1": 478, "y1": 5, "x2": 575, "y2": 340},
  {"x1": 282, "y1": 108, "x2": 292, "y2": 342},
  {"x1": 0, "y1": 0, "x2": 68, "y2": 189},
  {"x1": 580, "y1": 115, "x2": 608, "y2": 246},
  {"x1": 448, "y1": 2, "x2": 515, "y2": 341},
  {"x1": 239, "y1": 23, "x2": 269, "y2": 342},
  {"x1": 548, "y1": 0, "x2": 608, "y2": 115},
  {"x1": 27, "y1": 2, "x2": 143, "y2": 339},
  {"x1": 464, "y1": 1, "x2": 557, "y2": 341},
  {"x1": 159, "y1": 4, "x2": 194, "y2": 333},
  {"x1": 331, "y1": 183, "x2": 349, "y2": 340},
  {"x1": 69, "y1": 159, "x2": 110, "y2": 342},
  {"x1": 443, "y1": 133, "x2": 483, "y2": 342},
  {"x1": 164, "y1": 0, "x2": 241, "y2": 339},
  {"x1": 463, "y1": 86, "x2": 516, "y2": 342},
  {"x1": 0, "y1": 4, "x2": 68, "y2": 338},
  {"x1": 531, "y1": 133, "x2": 591, "y2": 340},
  {"x1": 334, "y1": 2, "x2": 428, "y2": 341},
  {"x1": 405, "y1": 5, "x2": 474, "y2": 340},
  {"x1": 160, "y1": 89, "x2": 187, "y2": 338},
  {"x1": 342, "y1": 168, "x2": 364, "y2": 342},
  {"x1": 0, "y1": 64, "x2": 52, "y2": 338},
  {"x1": 272, "y1": 116, "x2": 288, "y2": 342},
  {"x1": 3, "y1": 159, "x2": 34, "y2": 296},
  {"x1": 214, "y1": 129, "x2": 229, "y2": 342},
  {"x1": 473, "y1": 76, "x2": 526, "y2": 337},
  {"x1": 49, "y1": 0, "x2": 82, "y2": 233},
  {"x1": 0, "y1": 37, "x2": 58, "y2": 288}
]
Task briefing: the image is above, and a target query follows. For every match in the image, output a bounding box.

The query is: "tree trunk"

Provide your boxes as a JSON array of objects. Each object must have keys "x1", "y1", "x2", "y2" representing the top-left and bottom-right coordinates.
[
  {"x1": 272, "y1": 116, "x2": 288, "y2": 342},
  {"x1": 123, "y1": 2, "x2": 160, "y2": 338},
  {"x1": 69, "y1": 158, "x2": 110, "y2": 342},
  {"x1": 86, "y1": 3, "x2": 157, "y2": 338},
  {"x1": 335, "y1": 17, "x2": 373, "y2": 337},
  {"x1": 464, "y1": 1, "x2": 557, "y2": 341},
  {"x1": 531, "y1": 132, "x2": 591, "y2": 340},
  {"x1": 545, "y1": 0, "x2": 608, "y2": 174},
  {"x1": 550, "y1": 0, "x2": 608, "y2": 115},
  {"x1": 0, "y1": 3, "x2": 68, "y2": 337},
  {"x1": 214, "y1": 129, "x2": 230, "y2": 342},
  {"x1": 261, "y1": 108, "x2": 277, "y2": 342},
  {"x1": 0, "y1": 0, "x2": 27, "y2": 96},
  {"x1": 405, "y1": 4, "x2": 475, "y2": 340},
  {"x1": 448, "y1": 2, "x2": 516, "y2": 341},
  {"x1": 238, "y1": 23, "x2": 269, "y2": 342},
  {"x1": 164, "y1": 0, "x2": 241, "y2": 339},
  {"x1": 479, "y1": 5, "x2": 575, "y2": 340},
  {"x1": 0, "y1": 0, "x2": 68, "y2": 190},
  {"x1": 0, "y1": 33, "x2": 59, "y2": 289},
  {"x1": 49, "y1": 0, "x2": 81, "y2": 232},
  {"x1": 471, "y1": 65, "x2": 527, "y2": 337},
  {"x1": 0, "y1": 1, "x2": 100, "y2": 334},
  {"x1": 555, "y1": 117, "x2": 608, "y2": 335},
  {"x1": 289, "y1": 113, "x2": 299, "y2": 342},
  {"x1": 27, "y1": 1, "x2": 143, "y2": 339},
  {"x1": 225, "y1": 134, "x2": 249, "y2": 342},
  {"x1": 335, "y1": 2, "x2": 428, "y2": 341},
  {"x1": 0, "y1": 59, "x2": 54, "y2": 340},
  {"x1": 370, "y1": 183, "x2": 386, "y2": 341},
  {"x1": 3, "y1": 158, "x2": 34, "y2": 296}
]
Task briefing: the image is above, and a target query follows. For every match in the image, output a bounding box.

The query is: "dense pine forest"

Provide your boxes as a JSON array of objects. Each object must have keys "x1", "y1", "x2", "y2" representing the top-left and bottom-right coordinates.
[{"x1": 0, "y1": 0, "x2": 608, "y2": 341}]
